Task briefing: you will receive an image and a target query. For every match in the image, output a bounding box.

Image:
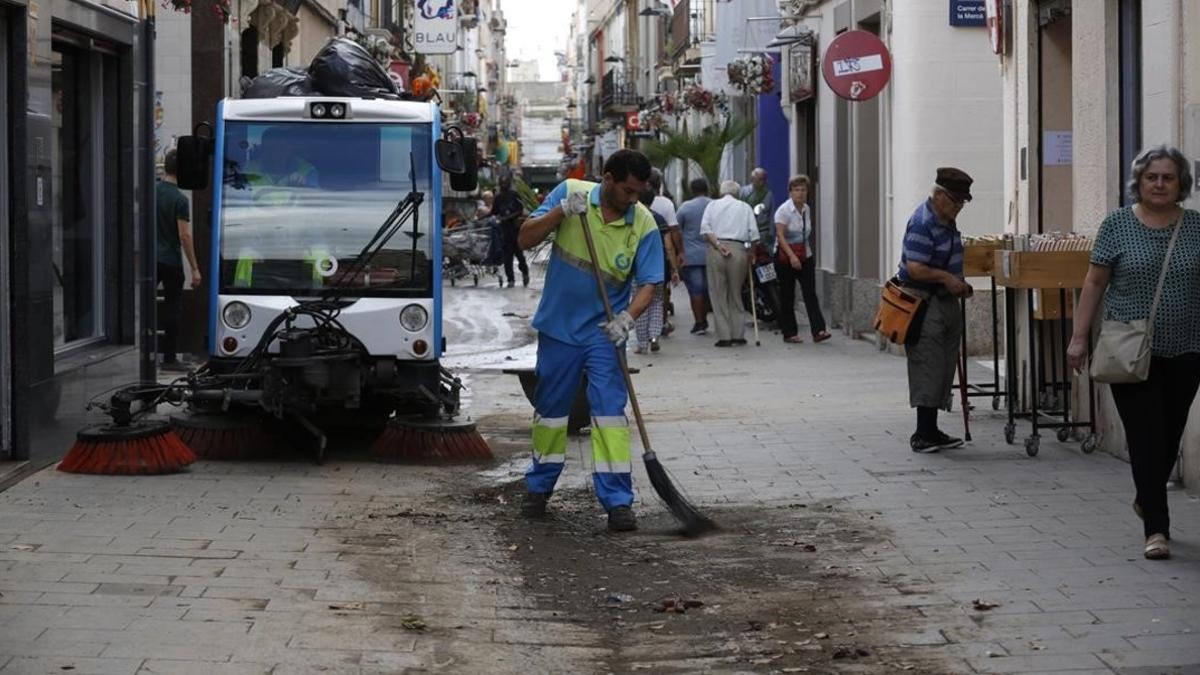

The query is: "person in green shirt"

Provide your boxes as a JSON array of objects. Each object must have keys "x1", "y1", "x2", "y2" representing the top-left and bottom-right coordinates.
[{"x1": 156, "y1": 149, "x2": 202, "y2": 370}]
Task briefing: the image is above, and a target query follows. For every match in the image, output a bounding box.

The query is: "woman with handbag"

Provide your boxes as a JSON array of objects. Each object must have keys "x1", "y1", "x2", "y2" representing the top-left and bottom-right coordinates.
[
  {"x1": 1067, "y1": 145, "x2": 1200, "y2": 561},
  {"x1": 773, "y1": 175, "x2": 831, "y2": 344}
]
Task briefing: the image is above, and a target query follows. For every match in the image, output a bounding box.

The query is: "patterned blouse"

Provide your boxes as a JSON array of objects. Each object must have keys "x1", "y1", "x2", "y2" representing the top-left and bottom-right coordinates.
[{"x1": 1091, "y1": 206, "x2": 1200, "y2": 357}]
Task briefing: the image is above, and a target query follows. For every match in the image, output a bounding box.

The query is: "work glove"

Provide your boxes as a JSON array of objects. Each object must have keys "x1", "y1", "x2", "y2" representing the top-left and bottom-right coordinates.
[
  {"x1": 600, "y1": 310, "x2": 636, "y2": 345},
  {"x1": 563, "y1": 190, "x2": 588, "y2": 216}
]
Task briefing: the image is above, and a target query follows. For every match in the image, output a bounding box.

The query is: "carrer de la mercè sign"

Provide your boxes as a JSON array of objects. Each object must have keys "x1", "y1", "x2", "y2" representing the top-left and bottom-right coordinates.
[
  {"x1": 949, "y1": 0, "x2": 986, "y2": 26},
  {"x1": 414, "y1": 0, "x2": 458, "y2": 55}
]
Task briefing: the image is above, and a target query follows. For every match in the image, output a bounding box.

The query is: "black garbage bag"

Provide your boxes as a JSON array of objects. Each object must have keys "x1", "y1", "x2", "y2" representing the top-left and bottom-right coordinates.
[
  {"x1": 309, "y1": 38, "x2": 400, "y2": 99},
  {"x1": 241, "y1": 67, "x2": 316, "y2": 99}
]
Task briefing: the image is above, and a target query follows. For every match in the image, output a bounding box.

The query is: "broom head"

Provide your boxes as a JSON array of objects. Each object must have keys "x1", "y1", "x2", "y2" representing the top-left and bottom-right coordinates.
[
  {"x1": 59, "y1": 420, "x2": 197, "y2": 475},
  {"x1": 170, "y1": 412, "x2": 279, "y2": 460},
  {"x1": 644, "y1": 451, "x2": 718, "y2": 537},
  {"x1": 372, "y1": 416, "x2": 492, "y2": 462}
]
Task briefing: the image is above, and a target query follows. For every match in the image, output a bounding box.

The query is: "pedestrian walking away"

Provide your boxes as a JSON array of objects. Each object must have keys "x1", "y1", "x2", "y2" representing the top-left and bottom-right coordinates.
[
  {"x1": 516, "y1": 149, "x2": 665, "y2": 532},
  {"x1": 739, "y1": 167, "x2": 776, "y2": 250},
  {"x1": 773, "y1": 175, "x2": 830, "y2": 344},
  {"x1": 1067, "y1": 145, "x2": 1200, "y2": 561},
  {"x1": 648, "y1": 169, "x2": 680, "y2": 337},
  {"x1": 156, "y1": 149, "x2": 202, "y2": 371},
  {"x1": 495, "y1": 172, "x2": 529, "y2": 287},
  {"x1": 700, "y1": 180, "x2": 758, "y2": 347},
  {"x1": 633, "y1": 186, "x2": 675, "y2": 354},
  {"x1": 677, "y1": 178, "x2": 714, "y2": 335},
  {"x1": 895, "y1": 167, "x2": 975, "y2": 453}
]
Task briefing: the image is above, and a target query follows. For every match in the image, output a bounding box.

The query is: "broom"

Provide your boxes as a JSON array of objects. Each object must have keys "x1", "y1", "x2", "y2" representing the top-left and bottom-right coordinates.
[
  {"x1": 957, "y1": 348, "x2": 972, "y2": 442},
  {"x1": 372, "y1": 416, "x2": 492, "y2": 462},
  {"x1": 576, "y1": 211, "x2": 717, "y2": 537},
  {"x1": 59, "y1": 419, "x2": 197, "y2": 475}
]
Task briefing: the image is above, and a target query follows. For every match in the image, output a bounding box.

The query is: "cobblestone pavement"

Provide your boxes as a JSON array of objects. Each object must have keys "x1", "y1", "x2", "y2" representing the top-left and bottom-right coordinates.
[{"x1": 1, "y1": 281, "x2": 1198, "y2": 674}]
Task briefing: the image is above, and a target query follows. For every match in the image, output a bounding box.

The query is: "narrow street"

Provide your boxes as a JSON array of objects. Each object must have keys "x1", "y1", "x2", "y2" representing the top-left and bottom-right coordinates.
[{"x1": 2, "y1": 268, "x2": 1198, "y2": 674}]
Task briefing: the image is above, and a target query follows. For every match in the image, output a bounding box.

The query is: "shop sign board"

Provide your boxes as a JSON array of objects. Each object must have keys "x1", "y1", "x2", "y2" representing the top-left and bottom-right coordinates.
[
  {"x1": 821, "y1": 30, "x2": 891, "y2": 102},
  {"x1": 413, "y1": 0, "x2": 458, "y2": 55},
  {"x1": 949, "y1": 0, "x2": 986, "y2": 26}
]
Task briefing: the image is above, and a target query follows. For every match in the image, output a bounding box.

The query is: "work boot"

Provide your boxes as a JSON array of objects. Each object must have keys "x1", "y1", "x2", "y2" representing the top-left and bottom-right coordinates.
[
  {"x1": 521, "y1": 492, "x2": 550, "y2": 519},
  {"x1": 607, "y1": 505, "x2": 638, "y2": 532}
]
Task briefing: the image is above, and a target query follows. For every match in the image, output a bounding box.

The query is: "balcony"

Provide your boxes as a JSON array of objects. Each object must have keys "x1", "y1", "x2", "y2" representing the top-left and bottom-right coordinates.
[
  {"x1": 670, "y1": 0, "x2": 717, "y2": 65},
  {"x1": 600, "y1": 69, "x2": 638, "y2": 115}
]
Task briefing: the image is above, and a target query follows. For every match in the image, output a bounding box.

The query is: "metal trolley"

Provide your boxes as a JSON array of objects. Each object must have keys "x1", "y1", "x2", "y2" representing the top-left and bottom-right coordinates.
[{"x1": 443, "y1": 217, "x2": 504, "y2": 287}]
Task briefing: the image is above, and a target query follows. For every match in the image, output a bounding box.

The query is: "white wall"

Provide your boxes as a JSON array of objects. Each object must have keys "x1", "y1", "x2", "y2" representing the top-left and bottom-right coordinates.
[
  {"x1": 888, "y1": 0, "x2": 1004, "y2": 252},
  {"x1": 154, "y1": 8, "x2": 193, "y2": 168}
]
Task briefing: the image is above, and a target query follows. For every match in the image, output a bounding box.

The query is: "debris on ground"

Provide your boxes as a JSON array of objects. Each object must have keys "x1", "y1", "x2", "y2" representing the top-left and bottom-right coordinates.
[
  {"x1": 972, "y1": 599, "x2": 1000, "y2": 611},
  {"x1": 400, "y1": 615, "x2": 428, "y2": 631},
  {"x1": 654, "y1": 597, "x2": 704, "y2": 614}
]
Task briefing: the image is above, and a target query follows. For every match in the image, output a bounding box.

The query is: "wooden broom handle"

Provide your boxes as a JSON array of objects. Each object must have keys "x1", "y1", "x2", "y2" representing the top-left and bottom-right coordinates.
[{"x1": 575, "y1": 212, "x2": 654, "y2": 453}]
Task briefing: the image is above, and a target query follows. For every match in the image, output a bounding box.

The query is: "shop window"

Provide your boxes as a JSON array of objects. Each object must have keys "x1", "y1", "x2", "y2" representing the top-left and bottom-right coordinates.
[{"x1": 51, "y1": 40, "x2": 114, "y2": 349}]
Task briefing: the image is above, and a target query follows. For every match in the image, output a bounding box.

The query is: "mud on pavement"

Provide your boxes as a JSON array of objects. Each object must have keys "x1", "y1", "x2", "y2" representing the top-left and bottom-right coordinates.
[{"x1": 433, "y1": 419, "x2": 952, "y2": 674}]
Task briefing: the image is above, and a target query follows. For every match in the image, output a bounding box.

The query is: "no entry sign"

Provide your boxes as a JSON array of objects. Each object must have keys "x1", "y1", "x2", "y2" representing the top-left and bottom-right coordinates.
[{"x1": 821, "y1": 30, "x2": 892, "y2": 101}]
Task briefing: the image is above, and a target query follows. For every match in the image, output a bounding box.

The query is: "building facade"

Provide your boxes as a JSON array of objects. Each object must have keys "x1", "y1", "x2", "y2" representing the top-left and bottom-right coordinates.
[{"x1": 2, "y1": 0, "x2": 155, "y2": 466}]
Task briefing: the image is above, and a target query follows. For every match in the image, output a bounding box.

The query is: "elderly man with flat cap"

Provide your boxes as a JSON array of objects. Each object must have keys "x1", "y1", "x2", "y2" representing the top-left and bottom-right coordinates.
[{"x1": 895, "y1": 167, "x2": 975, "y2": 453}]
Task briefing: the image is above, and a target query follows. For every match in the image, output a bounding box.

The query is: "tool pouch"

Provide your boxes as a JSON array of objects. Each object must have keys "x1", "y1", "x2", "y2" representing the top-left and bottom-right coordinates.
[{"x1": 873, "y1": 279, "x2": 926, "y2": 346}]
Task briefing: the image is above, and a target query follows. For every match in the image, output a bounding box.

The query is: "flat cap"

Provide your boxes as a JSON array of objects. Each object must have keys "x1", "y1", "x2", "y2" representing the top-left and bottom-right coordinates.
[{"x1": 936, "y1": 167, "x2": 973, "y2": 202}]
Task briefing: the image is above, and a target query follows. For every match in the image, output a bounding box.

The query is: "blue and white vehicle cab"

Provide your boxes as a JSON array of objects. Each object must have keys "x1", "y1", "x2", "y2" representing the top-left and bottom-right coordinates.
[{"x1": 172, "y1": 96, "x2": 477, "y2": 430}]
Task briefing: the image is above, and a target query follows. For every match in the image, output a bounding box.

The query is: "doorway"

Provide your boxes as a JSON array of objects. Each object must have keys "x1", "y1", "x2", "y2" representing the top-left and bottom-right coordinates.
[
  {"x1": 1037, "y1": 1, "x2": 1072, "y2": 233},
  {"x1": 1, "y1": 11, "x2": 11, "y2": 459}
]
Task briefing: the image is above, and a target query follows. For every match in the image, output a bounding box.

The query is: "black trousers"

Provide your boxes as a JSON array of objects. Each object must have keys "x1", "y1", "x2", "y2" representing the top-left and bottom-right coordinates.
[
  {"x1": 502, "y1": 228, "x2": 528, "y2": 283},
  {"x1": 775, "y1": 256, "x2": 826, "y2": 339},
  {"x1": 156, "y1": 262, "x2": 185, "y2": 363},
  {"x1": 1110, "y1": 353, "x2": 1200, "y2": 539}
]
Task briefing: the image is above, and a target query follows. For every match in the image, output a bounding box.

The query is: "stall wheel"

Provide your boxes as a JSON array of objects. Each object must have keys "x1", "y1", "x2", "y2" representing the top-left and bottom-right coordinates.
[
  {"x1": 1081, "y1": 434, "x2": 1098, "y2": 454},
  {"x1": 1056, "y1": 427, "x2": 1071, "y2": 443},
  {"x1": 992, "y1": 397, "x2": 1002, "y2": 411},
  {"x1": 1024, "y1": 434, "x2": 1040, "y2": 457},
  {"x1": 1004, "y1": 422, "x2": 1016, "y2": 445}
]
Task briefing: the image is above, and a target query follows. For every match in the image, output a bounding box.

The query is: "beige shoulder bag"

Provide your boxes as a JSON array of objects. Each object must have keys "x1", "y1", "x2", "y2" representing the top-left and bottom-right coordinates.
[{"x1": 1089, "y1": 219, "x2": 1182, "y2": 384}]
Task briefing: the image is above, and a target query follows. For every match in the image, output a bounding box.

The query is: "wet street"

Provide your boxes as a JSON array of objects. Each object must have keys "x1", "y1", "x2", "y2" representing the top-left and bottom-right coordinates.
[{"x1": 2, "y1": 265, "x2": 1200, "y2": 673}]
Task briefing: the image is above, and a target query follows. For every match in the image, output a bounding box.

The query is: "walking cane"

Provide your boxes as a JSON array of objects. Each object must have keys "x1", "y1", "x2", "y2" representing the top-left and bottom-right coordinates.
[
  {"x1": 746, "y1": 244, "x2": 761, "y2": 347},
  {"x1": 957, "y1": 348, "x2": 972, "y2": 442}
]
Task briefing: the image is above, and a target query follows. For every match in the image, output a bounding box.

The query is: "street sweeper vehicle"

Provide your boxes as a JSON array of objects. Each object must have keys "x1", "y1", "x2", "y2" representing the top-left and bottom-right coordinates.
[{"x1": 59, "y1": 88, "x2": 491, "y2": 472}]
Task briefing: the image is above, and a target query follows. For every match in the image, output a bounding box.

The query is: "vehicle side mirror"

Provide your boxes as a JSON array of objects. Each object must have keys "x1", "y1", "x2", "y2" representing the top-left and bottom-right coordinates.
[
  {"x1": 449, "y1": 137, "x2": 478, "y2": 192},
  {"x1": 435, "y1": 138, "x2": 465, "y2": 174},
  {"x1": 175, "y1": 123, "x2": 214, "y2": 190}
]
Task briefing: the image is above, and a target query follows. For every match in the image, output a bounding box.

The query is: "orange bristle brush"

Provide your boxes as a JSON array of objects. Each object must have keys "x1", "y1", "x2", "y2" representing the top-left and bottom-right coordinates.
[
  {"x1": 58, "y1": 420, "x2": 197, "y2": 475},
  {"x1": 169, "y1": 412, "x2": 279, "y2": 460},
  {"x1": 372, "y1": 417, "x2": 492, "y2": 462}
]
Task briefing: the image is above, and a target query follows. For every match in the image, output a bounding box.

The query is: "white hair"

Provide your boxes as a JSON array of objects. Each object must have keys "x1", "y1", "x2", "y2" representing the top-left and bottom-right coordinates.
[{"x1": 720, "y1": 180, "x2": 740, "y2": 196}]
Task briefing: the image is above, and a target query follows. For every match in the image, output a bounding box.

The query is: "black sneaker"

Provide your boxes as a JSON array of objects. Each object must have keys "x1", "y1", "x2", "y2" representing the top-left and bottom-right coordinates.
[
  {"x1": 506, "y1": 279, "x2": 514, "y2": 288},
  {"x1": 714, "y1": 340, "x2": 732, "y2": 347},
  {"x1": 930, "y1": 430, "x2": 964, "y2": 449},
  {"x1": 910, "y1": 433, "x2": 941, "y2": 453},
  {"x1": 522, "y1": 273, "x2": 530, "y2": 288},
  {"x1": 521, "y1": 492, "x2": 550, "y2": 519},
  {"x1": 731, "y1": 338, "x2": 747, "y2": 346},
  {"x1": 650, "y1": 339, "x2": 660, "y2": 352},
  {"x1": 607, "y1": 505, "x2": 638, "y2": 532},
  {"x1": 690, "y1": 323, "x2": 707, "y2": 335}
]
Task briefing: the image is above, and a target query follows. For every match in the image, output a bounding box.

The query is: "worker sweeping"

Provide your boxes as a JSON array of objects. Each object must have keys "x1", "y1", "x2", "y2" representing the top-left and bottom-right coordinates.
[{"x1": 516, "y1": 150, "x2": 664, "y2": 532}]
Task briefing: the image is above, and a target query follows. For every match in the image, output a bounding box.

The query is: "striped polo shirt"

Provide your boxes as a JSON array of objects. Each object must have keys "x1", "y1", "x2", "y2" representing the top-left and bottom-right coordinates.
[
  {"x1": 896, "y1": 198, "x2": 964, "y2": 291},
  {"x1": 528, "y1": 179, "x2": 665, "y2": 345}
]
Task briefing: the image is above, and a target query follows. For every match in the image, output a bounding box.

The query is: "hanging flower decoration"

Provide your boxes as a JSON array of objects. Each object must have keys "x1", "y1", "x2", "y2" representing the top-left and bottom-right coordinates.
[
  {"x1": 637, "y1": 110, "x2": 665, "y2": 131},
  {"x1": 461, "y1": 112, "x2": 482, "y2": 130},
  {"x1": 727, "y1": 53, "x2": 775, "y2": 95},
  {"x1": 681, "y1": 85, "x2": 715, "y2": 115},
  {"x1": 163, "y1": 0, "x2": 232, "y2": 23}
]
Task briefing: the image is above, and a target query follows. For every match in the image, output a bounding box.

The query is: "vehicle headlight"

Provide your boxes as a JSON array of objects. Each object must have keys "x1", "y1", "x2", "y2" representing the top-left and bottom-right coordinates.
[
  {"x1": 399, "y1": 304, "x2": 428, "y2": 332},
  {"x1": 222, "y1": 301, "x2": 252, "y2": 330}
]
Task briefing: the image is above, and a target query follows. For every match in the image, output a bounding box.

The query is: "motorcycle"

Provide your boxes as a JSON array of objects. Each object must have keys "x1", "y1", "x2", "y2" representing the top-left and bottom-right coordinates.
[{"x1": 740, "y1": 203, "x2": 781, "y2": 326}]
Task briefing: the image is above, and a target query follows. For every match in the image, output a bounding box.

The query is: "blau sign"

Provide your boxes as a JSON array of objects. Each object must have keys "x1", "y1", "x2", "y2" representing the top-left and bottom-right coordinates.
[{"x1": 950, "y1": 0, "x2": 986, "y2": 26}]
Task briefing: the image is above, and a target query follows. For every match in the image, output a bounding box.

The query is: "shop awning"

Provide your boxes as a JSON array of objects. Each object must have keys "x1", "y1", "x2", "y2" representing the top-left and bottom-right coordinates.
[{"x1": 766, "y1": 24, "x2": 813, "y2": 49}]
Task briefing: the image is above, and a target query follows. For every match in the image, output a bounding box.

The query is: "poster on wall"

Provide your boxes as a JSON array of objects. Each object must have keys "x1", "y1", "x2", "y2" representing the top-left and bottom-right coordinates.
[
  {"x1": 413, "y1": 0, "x2": 458, "y2": 55},
  {"x1": 788, "y1": 40, "x2": 814, "y2": 102}
]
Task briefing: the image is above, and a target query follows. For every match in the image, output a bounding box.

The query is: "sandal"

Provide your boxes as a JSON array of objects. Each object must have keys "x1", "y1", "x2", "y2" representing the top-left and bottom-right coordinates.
[
  {"x1": 1144, "y1": 533, "x2": 1170, "y2": 560},
  {"x1": 813, "y1": 330, "x2": 833, "y2": 343},
  {"x1": 784, "y1": 335, "x2": 804, "y2": 344}
]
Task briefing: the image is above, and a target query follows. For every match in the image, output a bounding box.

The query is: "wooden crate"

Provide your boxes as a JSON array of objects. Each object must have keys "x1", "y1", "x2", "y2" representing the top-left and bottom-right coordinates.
[
  {"x1": 963, "y1": 241, "x2": 1004, "y2": 277},
  {"x1": 1032, "y1": 288, "x2": 1074, "y2": 320},
  {"x1": 992, "y1": 250, "x2": 1091, "y2": 289}
]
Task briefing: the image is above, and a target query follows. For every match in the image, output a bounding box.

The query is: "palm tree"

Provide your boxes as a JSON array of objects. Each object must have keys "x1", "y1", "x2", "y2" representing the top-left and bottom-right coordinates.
[{"x1": 642, "y1": 116, "x2": 757, "y2": 190}]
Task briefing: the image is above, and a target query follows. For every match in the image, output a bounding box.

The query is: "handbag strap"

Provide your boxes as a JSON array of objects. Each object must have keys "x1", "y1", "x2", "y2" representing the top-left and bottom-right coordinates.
[{"x1": 1148, "y1": 216, "x2": 1184, "y2": 331}]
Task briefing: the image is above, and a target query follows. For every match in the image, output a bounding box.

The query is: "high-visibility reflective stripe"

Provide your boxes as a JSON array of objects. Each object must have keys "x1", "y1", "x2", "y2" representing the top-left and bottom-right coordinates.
[
  {"x1": 591, "y1": 425, "x2": 631, "y2": 464},
  {"x1": 593, "y1": 461, "x2": 633, "y2": 474},
  {"x1": 234, "y1": 257, "x2": 255, "y2": 287},
  {"x1": 532, "y1": 451, "x2": 566, "y2": 464},
  {"x1": 591, "y1": 415, "x2": 628, "y2": 428},
  {"x1": 533, "y1": 415, "x2": 569, "y2": 428},
  {"x1": 532, "y1": 423, "x2": 568, "y2": 457}
]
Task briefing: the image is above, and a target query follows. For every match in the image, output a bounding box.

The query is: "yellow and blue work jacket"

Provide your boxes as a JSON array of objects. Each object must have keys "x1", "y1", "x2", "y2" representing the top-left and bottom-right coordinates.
[{"x1": 528, "y1": 179, "x2": 665, "y2": 345}]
